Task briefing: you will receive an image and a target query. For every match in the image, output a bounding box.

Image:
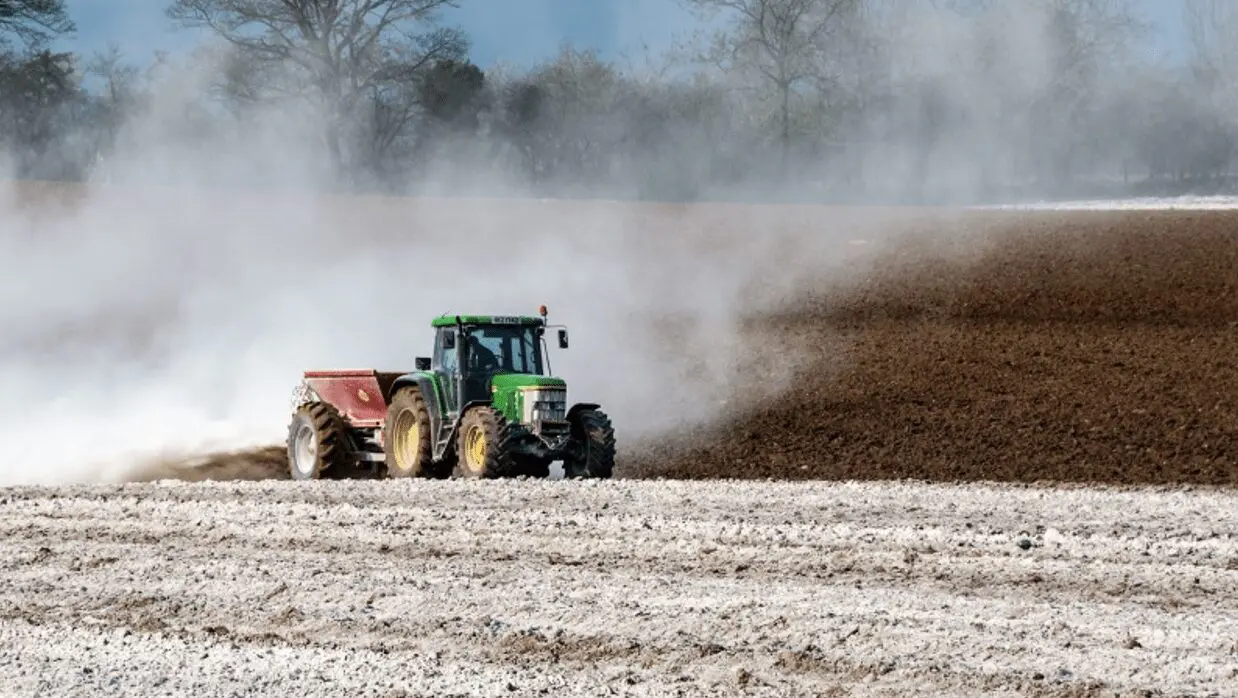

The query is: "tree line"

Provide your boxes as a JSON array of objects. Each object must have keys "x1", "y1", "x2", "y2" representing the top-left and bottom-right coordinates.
[{"x1": 2, "y1": 0, "x2": 1236, "y2": 204}]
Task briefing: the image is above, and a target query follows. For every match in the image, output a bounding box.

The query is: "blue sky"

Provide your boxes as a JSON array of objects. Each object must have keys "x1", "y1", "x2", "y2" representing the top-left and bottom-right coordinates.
[
  {"x1": 57, "y1": 0, "x2": 1188, "y2": 69},
  {"x1": 57, "y1": 0, "x2": 701, "y2": 67}
]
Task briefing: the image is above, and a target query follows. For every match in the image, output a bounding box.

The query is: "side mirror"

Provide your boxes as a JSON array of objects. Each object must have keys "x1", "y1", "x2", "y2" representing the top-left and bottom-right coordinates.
[
  {"x1": 441, "y1": 332, "x2": 456, "y2": 350},
  {"x1": 558, "y1": 329, "x2": 569, "y2": 349},
  {"x1": 414, "y1": 357, "x2": 431, "y2": 371}
]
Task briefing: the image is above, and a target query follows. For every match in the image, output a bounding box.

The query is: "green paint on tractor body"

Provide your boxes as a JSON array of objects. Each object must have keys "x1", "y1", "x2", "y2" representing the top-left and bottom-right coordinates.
[
  {"x1": 405, "y1": 370, "x2": 448, "y2": 408},
  {"x1": 489, "y1": 373, "x2": 568, "y2": 425}
]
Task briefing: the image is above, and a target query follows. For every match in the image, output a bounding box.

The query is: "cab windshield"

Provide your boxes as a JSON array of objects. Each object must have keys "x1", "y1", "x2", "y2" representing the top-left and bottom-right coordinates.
[{"x1": 463, "y1": 324, "x2": 544, "y2": 375}]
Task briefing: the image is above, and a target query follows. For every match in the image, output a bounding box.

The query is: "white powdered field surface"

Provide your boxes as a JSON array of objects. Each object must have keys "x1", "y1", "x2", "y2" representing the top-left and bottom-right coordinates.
[{"x1": 1, "y1": 478, "x2": 1235, "y2": 697}]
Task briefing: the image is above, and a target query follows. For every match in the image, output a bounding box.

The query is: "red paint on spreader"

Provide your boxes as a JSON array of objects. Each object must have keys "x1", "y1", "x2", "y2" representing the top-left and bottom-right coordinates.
[{"x1": 303, "y1": 369, "x2": 405, "y2": 428}]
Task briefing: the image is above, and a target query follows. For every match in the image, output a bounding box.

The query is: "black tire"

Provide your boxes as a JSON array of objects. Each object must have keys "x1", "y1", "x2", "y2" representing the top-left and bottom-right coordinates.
[
  {"x1": 513, "y1": 455, "x2": 552, "y2": 479},
  {"x1": 383, "y1": 386, "x2": 448, "y2": 479},
  {"x1": 286, "y1": 402, "x2": 352, "y2": 481},
  {"x1": 454, "y1": 406, "x2": 516, "y2": 479},
  {"x1": 564, "y1": 408, "x2": 615, "y2": 479}
]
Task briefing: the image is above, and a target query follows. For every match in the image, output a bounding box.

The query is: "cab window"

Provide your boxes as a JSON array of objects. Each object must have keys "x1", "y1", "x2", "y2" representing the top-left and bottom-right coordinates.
[{"x1": 436, "y1": 328, "x2": 458, "y2": 374}]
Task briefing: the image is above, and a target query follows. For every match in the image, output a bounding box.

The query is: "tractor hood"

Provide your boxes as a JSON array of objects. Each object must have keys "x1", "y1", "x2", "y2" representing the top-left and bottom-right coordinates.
[
  {"x1": 489, "y1": 374, "x2": 566, "y2": 391},
  {"x1": 488, "y1": 374, "x2": 567, "y2": 427}
]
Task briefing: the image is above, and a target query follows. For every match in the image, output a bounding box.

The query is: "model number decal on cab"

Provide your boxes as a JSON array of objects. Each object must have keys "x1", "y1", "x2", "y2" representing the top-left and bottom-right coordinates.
[{"x1": 492, "y1": 316, "x2": 522, "y2": 324}]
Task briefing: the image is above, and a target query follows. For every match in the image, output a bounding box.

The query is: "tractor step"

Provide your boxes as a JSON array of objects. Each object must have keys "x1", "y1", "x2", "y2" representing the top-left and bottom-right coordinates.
[{"x1": 434, "y1": 423, "x2": 457, "y2": 460}]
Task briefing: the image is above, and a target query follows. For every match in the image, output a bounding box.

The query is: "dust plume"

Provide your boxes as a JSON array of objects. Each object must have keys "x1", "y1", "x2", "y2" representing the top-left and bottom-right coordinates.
[{"x1": 0, "y1": 45, "x2": 907, "y2": 486}]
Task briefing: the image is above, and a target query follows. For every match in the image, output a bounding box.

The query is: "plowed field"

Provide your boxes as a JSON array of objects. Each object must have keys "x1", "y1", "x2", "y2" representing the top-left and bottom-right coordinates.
[{"x1": 629, "y1": 209, "x2": 1238, "y2": 486}]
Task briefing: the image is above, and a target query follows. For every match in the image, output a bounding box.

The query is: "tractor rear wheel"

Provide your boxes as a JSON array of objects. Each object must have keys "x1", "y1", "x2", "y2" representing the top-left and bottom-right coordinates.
[
  {"x1": 287, "y1": 402, "x2": 352, "y2": 481},
  {"x1": 564, "y1": 408, "x2": 616, "y2": 479},
  {"x1": 454, "y1": 406, "x2": 515, "y2": 479},
  {"x1": 384, "y1": 386, "x2": 447, "y2": 478}
]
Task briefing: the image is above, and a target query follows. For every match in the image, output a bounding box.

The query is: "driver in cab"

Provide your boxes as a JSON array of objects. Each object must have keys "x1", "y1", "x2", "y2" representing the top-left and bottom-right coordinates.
[{"x1": 466, "y1": 335, "x2": 502, "y2": 372}]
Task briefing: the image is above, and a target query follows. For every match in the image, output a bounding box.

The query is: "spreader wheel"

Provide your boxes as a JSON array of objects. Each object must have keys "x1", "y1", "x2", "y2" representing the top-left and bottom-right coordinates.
[{"x1": 286, "y1": 401, "x2": 352, "y2": 481}]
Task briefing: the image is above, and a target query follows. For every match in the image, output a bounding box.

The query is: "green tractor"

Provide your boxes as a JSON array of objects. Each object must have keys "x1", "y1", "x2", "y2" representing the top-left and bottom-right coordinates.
[{"x1": 286, "y1": 306, "x2": 615, "y2": 480}]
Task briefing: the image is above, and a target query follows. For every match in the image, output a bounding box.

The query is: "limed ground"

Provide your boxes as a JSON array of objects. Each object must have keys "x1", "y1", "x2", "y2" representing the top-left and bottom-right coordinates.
[{"x1": 1, "y1": 479, "x2": 1235, "y2": 697}]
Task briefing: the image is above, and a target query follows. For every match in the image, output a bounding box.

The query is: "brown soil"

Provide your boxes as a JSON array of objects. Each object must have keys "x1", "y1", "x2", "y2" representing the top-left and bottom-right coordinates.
[
  {"x1": 625, "y1": 209, "x2": 1238, "y2": 486},
  {"x1": 125, "y1": 446, "x2": 291, "y2": 482}
]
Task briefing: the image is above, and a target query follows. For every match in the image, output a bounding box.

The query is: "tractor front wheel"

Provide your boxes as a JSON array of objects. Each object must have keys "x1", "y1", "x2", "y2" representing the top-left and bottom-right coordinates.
[
  {"x1": 511, "y1": 455, "x2": 552, "y2": 479},
  {"x1": 454, "y1": 407, "x2": 514, "y2": 479},
  {"x1": 564, "y1": 408, "x2": 616, "y2": 479}
]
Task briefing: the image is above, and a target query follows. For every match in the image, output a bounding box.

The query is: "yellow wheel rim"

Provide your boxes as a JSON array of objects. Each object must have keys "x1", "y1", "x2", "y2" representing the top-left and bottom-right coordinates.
[
  {"x1": 391, "y1": 409, "x2": 419, "y2": 471},
  {"x1": 465, "y1": 424, "x2": 486, "y2": 471}
]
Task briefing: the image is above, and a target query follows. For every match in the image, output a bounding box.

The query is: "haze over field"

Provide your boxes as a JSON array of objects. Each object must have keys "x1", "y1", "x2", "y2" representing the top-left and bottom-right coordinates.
[
  {"x1": 3, "y1": 0, "x2": 1238, "y2": 485},
  {"x1": 5, "y1": 0, "x2": 1238, "y2": 201}
]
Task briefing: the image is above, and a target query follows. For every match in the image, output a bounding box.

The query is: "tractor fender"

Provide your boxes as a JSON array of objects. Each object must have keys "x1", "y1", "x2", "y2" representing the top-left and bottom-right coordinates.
[
  {"x1": 389, "y1": 373, "x2": 446, "y2": 445},
  {"x1": 566, "y1": 403, "x2": 602, "y2": 424}
]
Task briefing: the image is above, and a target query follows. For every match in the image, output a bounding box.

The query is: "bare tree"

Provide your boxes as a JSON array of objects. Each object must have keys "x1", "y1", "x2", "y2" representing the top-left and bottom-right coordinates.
[
  {"x1": 680, "y1": 0, "x2": 862, "y2": 173},
  {"x1": 1179, "y1": 0, "x2": 1238, "y2": 180},
  {"x1": 84, "y1": 45, "x2": 144, "y2": 144},
  {"x1": 0, "y1": 0, "x2": 74, "y2": 49},
  {"x1": 1032, "y1": 0, "x2": 1145, "y2": 184},
  {"x1": 0, "y1": 48, "x2": 81, "y2": 176},
  {"x1": 515, "y1": 46, "x2": 629, "y2": 186},
  {"x1": 165, "y1": 0, "x2": 467, "y2": 180},
  {"x1": 0, "y1": 1, "x2": 77, "y2": 175},
  {"x1": 1185, "y1": 0, "x2": 1238, "y2": 99}
]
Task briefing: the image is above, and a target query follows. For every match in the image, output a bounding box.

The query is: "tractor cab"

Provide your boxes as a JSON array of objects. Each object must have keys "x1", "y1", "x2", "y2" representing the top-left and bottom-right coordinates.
[{"x1": 415, "y1": 310, "x2": 570, "y2": 417}]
